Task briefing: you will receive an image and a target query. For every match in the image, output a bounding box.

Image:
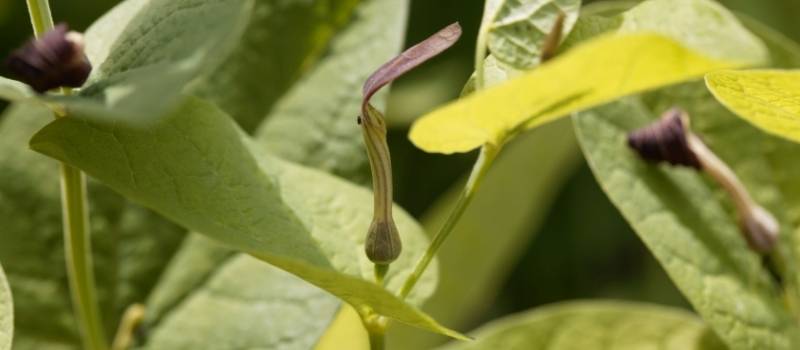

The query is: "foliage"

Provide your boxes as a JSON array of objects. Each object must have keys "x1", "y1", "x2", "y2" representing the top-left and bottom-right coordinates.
[{"x1": 2, "y1": 0, "x2": 800, "y2": 349}]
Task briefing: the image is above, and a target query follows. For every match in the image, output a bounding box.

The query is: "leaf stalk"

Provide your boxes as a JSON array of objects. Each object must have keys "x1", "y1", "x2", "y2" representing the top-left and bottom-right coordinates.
[{"x1": 25, "y1": 1, "x2": 108, "y2": 349}]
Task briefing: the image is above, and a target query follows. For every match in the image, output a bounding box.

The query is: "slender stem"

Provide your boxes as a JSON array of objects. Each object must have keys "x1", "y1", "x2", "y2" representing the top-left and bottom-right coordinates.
[
  {"x1": 25, "y1": 0, "x2": 54, "y2": 36},
  {"x1": 60, "y1": 164, "x2": 109, "y2": 350},
  {"x1": 399, "y1": 144, "x2": 500, "y2": 298},
  {"x1": 25, "y1": 2, "x2": 109, "y2": 350},
  {"x1": 111, "y1": 304, "x2": 145, "y2": 350}
]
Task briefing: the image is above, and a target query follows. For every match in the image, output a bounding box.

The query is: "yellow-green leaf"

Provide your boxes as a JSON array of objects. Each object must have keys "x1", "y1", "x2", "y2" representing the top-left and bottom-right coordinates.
[
  {"x1": 705, "y1": 69, "x2": 800, "y2": 144},
  {"x1": 409, "y1": 33, "x2": 737, "y2": 154}
]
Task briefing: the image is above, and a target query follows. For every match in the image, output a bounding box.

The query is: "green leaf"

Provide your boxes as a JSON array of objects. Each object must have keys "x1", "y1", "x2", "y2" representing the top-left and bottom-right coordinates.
[
  {"x1": 137, "y1": 0, "x2": 412, "y2": 345},
  {"x1": 409, "y1": 33, "x2": 738, "y2": 154},
  {"x1": 30, "y1": 97, "x2": 463, "y2": 339},
  {"x1": 192, "y1": 0, "x2": 361, "y2": 132},
  {"x1": 60, "y1": 0, "x2": 252, "y2": 123},
  {"x1": 255, "y1": 0, "x2": 408, "y2": 184},
  {"x1": 562, "y1": 0, "x2": 767, "y2": 64},
  {"x1": 389, "y1": 118, "x2": 580, "y2": 349},
  {"x1": 0, "y1": 262, "x2": 11, "y2": 350},
  {"x1": 139, "y1": 236, "x2": 340, "y2": 350},
  {"x1": 0, "y1": 103, "x2": 184, "y2": 349},
  {"x1": 705, "y1": 70, "x2": 800, "y2": 144},
  {"x1": 0, "y1": 77, "x2": 34, "y2": 102},
  {"x1": 484, "y1": 0, "x2": 581, "y2": 69},
  {"x1": 736, "y1": 14, "x2": 800, "y2": 69},
  {"x1": 573, "y1": 91, "x2": 800, "y2": 349},
  {"x1": 436, "y1": 301, "x2": 725, "y2": 350}
]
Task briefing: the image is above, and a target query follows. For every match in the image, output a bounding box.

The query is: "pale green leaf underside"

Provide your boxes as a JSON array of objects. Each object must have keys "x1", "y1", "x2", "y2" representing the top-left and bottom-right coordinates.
[
  {"x1": 574, "y1": 95, "x2": 800, "y2": 349},
  {"x1": 0, "y1": 77, "x2": 34, "y2": 103},
  {"x1": 0, "y1": 263, "x2": 11, "y2": 350},
  {"x1": 409, "y1": 33, "x2": 737, "y2": 154},
  {"x1": 255, "y1": 0, "x2": 407, "y2": 184},
  {"x1": 193, "y1": 0, "x2": 361, "y2": 132},
  {"x1": 140, "y1": 236, "x2": 339, "y2": 350},
  {"x1": 437, "y1": 301, "x2": 725, "y2": 350},
  {"x1": 389, "y1": 119, "x2": 580, "y2": 349},
  {"x1": 0, "y1": 103, "x2": 184, "y2": 350},
  {"x1": 29, "y1": 97, "x2": 459, "y2": 339},
  {"x1": 486, "y1": 0, "x2": 581, "y2": 69},
  {"x1": 705, "y1": 70, "x2": 800, "y2": 144},
  {"x1": 55, "y1": 0, "x2": 251, "y2": 124}
]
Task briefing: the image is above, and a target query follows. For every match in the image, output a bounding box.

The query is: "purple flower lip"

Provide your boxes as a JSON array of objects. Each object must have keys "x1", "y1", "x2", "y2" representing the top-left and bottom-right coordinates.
[{"x1": 5, "y1": 23, "x2": 92, "y2": 93}]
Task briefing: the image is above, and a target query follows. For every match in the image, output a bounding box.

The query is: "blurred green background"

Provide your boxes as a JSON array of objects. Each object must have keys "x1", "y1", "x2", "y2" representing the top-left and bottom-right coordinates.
[{"x1": 1, "y1": 0, "x2": 799, "y2": 346}]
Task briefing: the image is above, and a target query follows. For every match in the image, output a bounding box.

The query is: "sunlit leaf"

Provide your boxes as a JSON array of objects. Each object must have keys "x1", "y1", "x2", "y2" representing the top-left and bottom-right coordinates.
[
  {"x1": 314, "y1": 305, "x2": 370, "y2": 350},
  {"x1": 705, "y1": 70, "x2": 800, "y2": 144},
  {"x1": 30, "y1": 97, "x2": 463, "y2": 339},
  {"x1": 436, "y1": 301, "x2": 725, "y2": 350},
  {"x1": 410, "y1": 33, "x2": 737, "y2": 154}
]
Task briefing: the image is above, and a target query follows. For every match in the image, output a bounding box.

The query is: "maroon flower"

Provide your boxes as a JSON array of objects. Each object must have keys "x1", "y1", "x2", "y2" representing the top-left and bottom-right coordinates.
[{"x1": 6, "y1": 23, "x2": 91, "y2": 93}]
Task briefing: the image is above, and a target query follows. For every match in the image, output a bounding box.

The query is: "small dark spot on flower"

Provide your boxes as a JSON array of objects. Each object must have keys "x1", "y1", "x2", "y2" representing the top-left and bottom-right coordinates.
[{"x1": 357, "y1": 115, "x2": 362, "y2": 125}]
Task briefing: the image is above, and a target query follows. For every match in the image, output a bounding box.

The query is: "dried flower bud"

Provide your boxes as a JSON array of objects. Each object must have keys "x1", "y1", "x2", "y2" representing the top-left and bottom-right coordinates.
[
  {"x1": 365, "y1": 218, "x2": 402, "y2": 265},
  {"x1": 540, "y1": 11, "x2": 566, "y2": 63},
  {"x1": 627, "y1": 108, "x2": 701, "y2": 169},
  {"x1": 628, "y1": 107, "x2": 780, "y2": 254},
  {"x1": 6, "y1": 23, "x2": 91, "y2": 93}
]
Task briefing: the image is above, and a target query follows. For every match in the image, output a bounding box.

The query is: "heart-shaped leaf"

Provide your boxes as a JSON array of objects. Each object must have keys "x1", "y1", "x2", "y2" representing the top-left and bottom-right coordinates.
[
  {"x1": 0, "y1": 262, "x2": 11, "y2": 350},
  {"x1": 436, "y1": 301, "x2": 725, "y2": 350},
  {"x1": 29, "y1": 97, "x2": 462, "y2": 339},
  {"x1": 409, "y1": 0, "x2": 766, "y2": 155},
  {"x1": 0, "y1": 103, "x2": 184, "y2": 350},
  {"x1": 410, "y1": 33, "x2": 738, "y2": 154},
  {"x1": 574, "y1": 90, "x2": 800, "y2": 349},
  {"x1": 139, "y1": 236, "x2": 341, "y2": 350}
]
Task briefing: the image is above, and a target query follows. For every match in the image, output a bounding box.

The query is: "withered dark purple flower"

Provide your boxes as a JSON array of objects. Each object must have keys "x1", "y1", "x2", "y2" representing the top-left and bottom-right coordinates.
[
  {"x1": 361, "y1": 22, "x2": 462, "y2": 116},
  {"x1": 6, "y1": 23, "x2": 91, "y2": 93},
  {"x1": 628, "y1": 107, "x2": 779, "y2": 254},
  {"x1": 627, "y1": 108, "x2": 701, "y2": 169}
]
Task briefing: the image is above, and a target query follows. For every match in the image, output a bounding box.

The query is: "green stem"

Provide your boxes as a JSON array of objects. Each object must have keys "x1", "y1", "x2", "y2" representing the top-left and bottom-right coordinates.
[
  {"x1": 60, "y1": 165, "x2": 109, "y2": 350},
  {"x1": 399, "y1": 144, "x2": 500, "y2": 299},
  {"x1": 26, "y1": 0, "x2": 54, "y2": 36},
  {"x1": 25, "y1": 2, "x2": 109, "y2": 350},
  {"x1": 360, "y1": 312, "x2": 387, "y2": 350}
]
